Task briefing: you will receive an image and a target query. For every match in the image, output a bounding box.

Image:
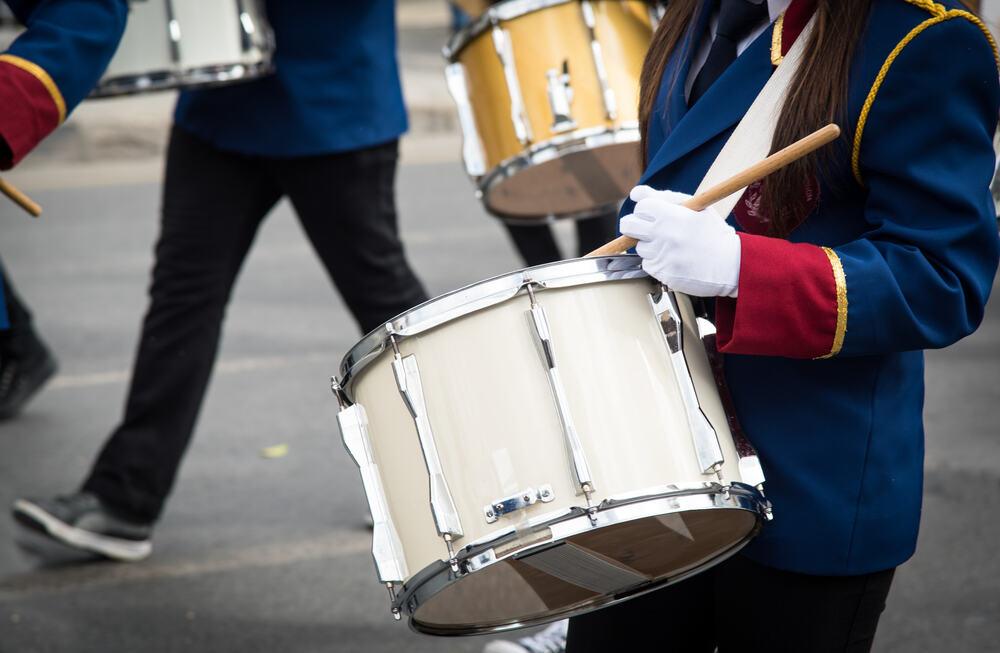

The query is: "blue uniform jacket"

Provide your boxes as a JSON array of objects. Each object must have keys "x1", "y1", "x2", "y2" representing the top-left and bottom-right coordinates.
[
  {"x1": 173, "y1": 0, "x2": 408, "y2": 157},
  {"x1": 0, "y1": 0, "x2": 126, "y2": 328},
  {"x1": 0, "y1": 0, "x2": 126, "y2": 169},
  {"x1": 628, "y1": 0, "x2": 1000, "y2": 575}
]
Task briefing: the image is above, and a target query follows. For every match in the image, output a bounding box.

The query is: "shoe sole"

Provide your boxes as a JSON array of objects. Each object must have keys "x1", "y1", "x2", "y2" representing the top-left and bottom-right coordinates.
[{"x1": 12, "y1": 499, "x2": 152, "y2": 562}]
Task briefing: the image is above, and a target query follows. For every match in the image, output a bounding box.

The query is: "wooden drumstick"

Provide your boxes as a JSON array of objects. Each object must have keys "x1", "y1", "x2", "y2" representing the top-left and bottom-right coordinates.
[
  {"x1": 0, "y1": 176, "x2": 42, "y2": 217},
  {"x1": 586, "y1": 123, "x2": 841, "y2": 257}
]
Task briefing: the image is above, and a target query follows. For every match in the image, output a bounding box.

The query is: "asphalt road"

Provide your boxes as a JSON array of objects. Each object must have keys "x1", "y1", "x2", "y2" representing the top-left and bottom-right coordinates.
[{"x1": 0, "y1": 158, "x2": 998, "y2": 653}]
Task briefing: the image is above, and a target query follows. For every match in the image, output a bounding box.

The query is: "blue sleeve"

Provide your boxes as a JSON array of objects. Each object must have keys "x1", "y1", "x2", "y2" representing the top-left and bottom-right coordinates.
[
  {"x1": 836, "y1": 16, "x2": 1000, "y2": 356},
  {"x1": 4, "y1": 0, "x2": 127, "y2": 113}
]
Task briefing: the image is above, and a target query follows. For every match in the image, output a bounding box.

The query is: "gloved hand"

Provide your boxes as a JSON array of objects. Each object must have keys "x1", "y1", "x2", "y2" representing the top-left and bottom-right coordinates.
[{"x1": 619, "y1": 185, "x2": 742, "y2": 297}]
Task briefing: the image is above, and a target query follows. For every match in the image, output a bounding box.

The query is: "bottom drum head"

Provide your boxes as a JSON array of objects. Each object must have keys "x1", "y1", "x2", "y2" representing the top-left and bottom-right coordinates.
[
  {"x1": 410, "y1": 507, "x2": 759, "y2": 635},
  {"x1": 484, "y1": 141, "x2": 641, "y2": 221}
]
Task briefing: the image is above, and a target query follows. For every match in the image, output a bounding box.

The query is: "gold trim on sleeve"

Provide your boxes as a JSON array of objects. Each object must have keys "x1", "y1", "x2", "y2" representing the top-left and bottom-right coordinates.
[
  {"x1": 0, "y1": 54, "x2": 67, "y2": 124},
  {"x1": 770, "y1": 13, "x2": 785, "y2": 65},
  {"x1": 851, "y1": 6, "x2": 999, "y2": 186},
  {"x1": 818, "y1": 247, "x2": 848, "y2": 359}
]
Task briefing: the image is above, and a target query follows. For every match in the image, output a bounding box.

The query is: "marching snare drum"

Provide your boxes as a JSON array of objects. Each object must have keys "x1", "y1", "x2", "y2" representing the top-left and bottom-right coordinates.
[
  {"x1": 92, "y1": 0, "x2": 274, "y2": 98},
  {"x1": 332, "y1": 256, "x2": 771, "y2": 635},
  {"x1": 444, "y1": 1, "x2": 655, "y2": 222}
]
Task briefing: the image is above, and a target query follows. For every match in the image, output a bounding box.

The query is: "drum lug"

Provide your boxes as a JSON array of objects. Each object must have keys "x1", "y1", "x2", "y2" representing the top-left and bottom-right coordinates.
[
  {"x1": 546, "y1": 62, "x2": 577, "y2": 134},
  {"x1": 484, "y1": 485, "x2": 556, "y2": 524},
  {"x1": 444, "y1": 63, "x2": 488, "y2": 177},
  {"x1": 524, "y1": 283, "x2": 597, "y2": 501},
  {"x1": 387, "y1": 333, "x2": 465, "y2": 544},
  {"x1": 491, "y1": 26, "x2": 534, "y2": 145},
  {"x1": 331, "y1": 377, "x2": 410, "y2": 586},
  {"x1": 648, "y1": 290, "x2": 726, "y2": 476},
  {"x1": 580, "y1": 1, "x2": 618, "y2": 121}
]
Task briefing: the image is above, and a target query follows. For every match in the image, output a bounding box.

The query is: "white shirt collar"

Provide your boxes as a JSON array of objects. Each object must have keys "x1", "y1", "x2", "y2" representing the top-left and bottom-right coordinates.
[{"x1": 768, "y1": 0, "x2": 793, "y2": 22}]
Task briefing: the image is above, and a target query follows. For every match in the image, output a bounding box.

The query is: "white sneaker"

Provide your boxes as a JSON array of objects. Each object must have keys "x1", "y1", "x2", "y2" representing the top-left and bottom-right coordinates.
[{"x1": 483, "y1": 620, "x2": 568, "y2": 653}]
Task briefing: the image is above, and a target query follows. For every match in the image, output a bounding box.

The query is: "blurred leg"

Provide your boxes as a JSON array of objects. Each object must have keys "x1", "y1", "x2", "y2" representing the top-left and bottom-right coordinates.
[
  {"x1": 274, "y1": 139, "x2": 428, "y2": 333},
  {"x1": 0, "y1": 258, "x2": 56, "y2": 418},
  {"x1": 715, "y1": 556, "x2": 895, "y2": 653},
  {"x1": 504, "y1": 222, "x2": 562, "y2": 267},
  {"x1": 566, "y1": 572, "x2": 717, "y2": 653},
  {"x1": 82, "y1": 127, "x2": 282, "y2": 523},
  {"x1": 574, "y1": 211, "x2": 619, "y2": 258}
]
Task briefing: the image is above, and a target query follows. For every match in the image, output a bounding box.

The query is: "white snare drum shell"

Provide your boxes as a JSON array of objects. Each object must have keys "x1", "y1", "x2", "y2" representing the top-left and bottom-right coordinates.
[{"x1": 340, "y1": 259, "x2": 769, "y2": 634}]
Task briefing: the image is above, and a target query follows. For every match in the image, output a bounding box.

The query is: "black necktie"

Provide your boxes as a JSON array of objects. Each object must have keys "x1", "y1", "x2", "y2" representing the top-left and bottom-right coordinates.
[{"x1": 689, "y1": 0, "x2": 769, "y2": 105}]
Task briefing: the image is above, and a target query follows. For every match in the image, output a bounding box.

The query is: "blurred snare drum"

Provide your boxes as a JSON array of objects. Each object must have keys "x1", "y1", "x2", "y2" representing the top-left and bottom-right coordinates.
[{"x1": 92, "y1": 0, "x2": 274, "y2": 98}]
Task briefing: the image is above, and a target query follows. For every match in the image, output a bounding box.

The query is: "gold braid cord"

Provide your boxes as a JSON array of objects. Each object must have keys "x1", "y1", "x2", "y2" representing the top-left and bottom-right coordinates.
[
  {"x1": 817, "y1": 247, "x2": 849, "y2": 359},
  {"x1": 851, "y1": 1, "x2": 1000, "y2": 185}
]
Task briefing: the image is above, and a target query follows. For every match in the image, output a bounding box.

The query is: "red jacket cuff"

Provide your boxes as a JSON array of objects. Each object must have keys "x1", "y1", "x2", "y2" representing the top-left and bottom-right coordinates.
[
  {"x1": 716, "y1": 233, "x2": 846, "y2": 359},
  {"x1": 0, "y1": 58, "x2": 62, "y2": 169}
]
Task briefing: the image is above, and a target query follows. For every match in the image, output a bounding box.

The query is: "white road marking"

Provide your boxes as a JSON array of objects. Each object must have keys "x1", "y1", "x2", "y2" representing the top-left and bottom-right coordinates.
[
  {"x1": 48, "y1": 352, "x2": 339, "y2": 390},
  {"x1": 0, "y1": 530, "x2": 371, "y2": 599}
]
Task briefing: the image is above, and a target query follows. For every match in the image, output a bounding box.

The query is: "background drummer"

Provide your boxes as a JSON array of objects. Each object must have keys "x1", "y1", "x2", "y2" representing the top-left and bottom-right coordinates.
[
  {"x1": 12, "y1": 0, "x2": 429, "y2": 561},
  {"x1": 0, "y1": 0, "x2": 127, "y2": 420}
]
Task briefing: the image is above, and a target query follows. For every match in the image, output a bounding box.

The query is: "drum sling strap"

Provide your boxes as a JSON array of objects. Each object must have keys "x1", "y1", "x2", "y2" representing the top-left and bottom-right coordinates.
[
  {"x1": 695, "y1": 14, "x2": 816, "y2": 216},
  {"x1": 692, "y1": 13, "x2": 817, "y2": 485}
]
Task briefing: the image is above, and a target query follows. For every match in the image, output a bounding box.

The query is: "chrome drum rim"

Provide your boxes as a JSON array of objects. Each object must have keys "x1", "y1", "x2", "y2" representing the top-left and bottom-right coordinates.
[{"x1": 397, "y1": 482, "x2": 769, "y2": 636}]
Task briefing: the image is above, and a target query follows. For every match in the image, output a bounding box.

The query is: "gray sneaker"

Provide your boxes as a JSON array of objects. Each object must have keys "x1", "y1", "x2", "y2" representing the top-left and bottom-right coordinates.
[
  {"x1": 12, "y1": 492, "x2": 153, "y2": 562},
  {"x1": 483, "y1": 620, "x2": 568, "y2": 653}
]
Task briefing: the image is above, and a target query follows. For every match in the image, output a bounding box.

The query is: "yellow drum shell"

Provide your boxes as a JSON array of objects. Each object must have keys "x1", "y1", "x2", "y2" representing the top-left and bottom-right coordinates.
[{"x1": 447, "y1": 1, "x2": 654, "y2": 220}]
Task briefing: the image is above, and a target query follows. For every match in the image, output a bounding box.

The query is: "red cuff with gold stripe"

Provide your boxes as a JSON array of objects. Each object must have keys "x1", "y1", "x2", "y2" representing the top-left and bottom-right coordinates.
[
  {"x1": 716, "y1": 232, "x2": 847, "y2": 359},
  {"x1": 0, "y1": 57, "x2": 63, "y2": 170}
]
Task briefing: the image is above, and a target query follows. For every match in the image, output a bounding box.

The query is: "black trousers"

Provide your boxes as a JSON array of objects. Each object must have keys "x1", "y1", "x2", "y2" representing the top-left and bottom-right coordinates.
[
  {"x1": 567, "y1": 554, "x2": 896, "y2": 653},
  {"x1": 83, "y1": 127, "x2": 428, "y2": 523},
  {"x1": 0, "y1": 259, "x2": 35, "y2": 351},
  {"x1": 503, "y1": 212, "x2": 618, "y2": 267}
]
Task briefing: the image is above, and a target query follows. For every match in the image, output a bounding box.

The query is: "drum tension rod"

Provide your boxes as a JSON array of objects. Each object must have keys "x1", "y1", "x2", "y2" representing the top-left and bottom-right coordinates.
[{"x1": 386, "y1": 583, "x2": 401, "y2": 621}]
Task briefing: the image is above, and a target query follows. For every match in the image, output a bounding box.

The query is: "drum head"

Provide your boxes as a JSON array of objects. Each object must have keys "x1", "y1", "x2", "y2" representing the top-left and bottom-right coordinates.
[
  {"x1": 484, "y1": 141, "x2": 641, "y2": 220},
  {"x1": 409, "y1": 506, "x2": 758, "y2": 635}
]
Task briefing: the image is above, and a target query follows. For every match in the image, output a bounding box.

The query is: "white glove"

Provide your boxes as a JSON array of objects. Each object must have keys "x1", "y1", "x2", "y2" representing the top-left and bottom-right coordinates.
[{"x1": 619, "y1": 185, "x2": 741, "y2": 298}]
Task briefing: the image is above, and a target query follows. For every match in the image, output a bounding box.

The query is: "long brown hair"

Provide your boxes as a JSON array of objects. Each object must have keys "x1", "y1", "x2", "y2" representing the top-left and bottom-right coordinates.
[{"x1": 639, "y1": 0, "x2": 872, "y2": 236}]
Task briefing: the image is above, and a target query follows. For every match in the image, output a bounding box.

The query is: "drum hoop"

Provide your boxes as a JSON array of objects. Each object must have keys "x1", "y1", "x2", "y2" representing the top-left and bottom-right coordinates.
[
  {"x1": 476, "y1": 124, "x2": 640, "y2": 221},
  {"x1": 443, "y1": 0, "x2": 578, "y2": 60},
  {"x1": 338, "y1": 255, "x2": 647, "y2": 398},
  {"x1": 91, "y1": 60, "x2": 275, "y2": 98},
  {"x1": 397, "y1": 483, "x2": 769, "y2": 636}
]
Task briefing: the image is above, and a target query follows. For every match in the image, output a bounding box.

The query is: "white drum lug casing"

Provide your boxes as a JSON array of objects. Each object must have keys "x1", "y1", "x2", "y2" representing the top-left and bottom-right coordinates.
[
  {"x1": 331, "y1": 379, "x2": 408, "y2": 586},
  {"x1": 389, "y1": 341, "x2": 465, "y2": 543},
  {"x1": 648, "y1": 288, "x2": 725, "y2": 476},
  {"x1": 444, "y1": 63, "x2": 488, "y2": 177}
]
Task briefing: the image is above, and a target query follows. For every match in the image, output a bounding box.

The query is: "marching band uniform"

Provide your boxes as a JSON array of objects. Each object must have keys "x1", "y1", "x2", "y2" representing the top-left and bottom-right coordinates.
[
  {"x1": 13, "y1": 0, "x2": 429, "y2": 560},
  {"x1": 568, "y1": 0, "x2": 1000, "y2": 650},
  {"x1": 0, "y1": 0, "x2": 126, "y2": 417}
]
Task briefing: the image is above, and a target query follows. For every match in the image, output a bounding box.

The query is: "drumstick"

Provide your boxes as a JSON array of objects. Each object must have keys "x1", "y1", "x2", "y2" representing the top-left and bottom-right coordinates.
[
  {"x1": 586, "y1": 123, "x2": 841, "y2": 257},
  {"x1": 0, "y1": 176, "x2": 42, "y2": 217}
]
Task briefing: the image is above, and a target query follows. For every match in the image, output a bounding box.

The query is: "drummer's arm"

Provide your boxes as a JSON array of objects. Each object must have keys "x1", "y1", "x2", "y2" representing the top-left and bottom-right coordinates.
[
  {"x1": 715, "y1": 18, "x2": 1000, "y2": 360},
  {"x1": 0, "y1": 0, "x2": 127, "y2": 169}
]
